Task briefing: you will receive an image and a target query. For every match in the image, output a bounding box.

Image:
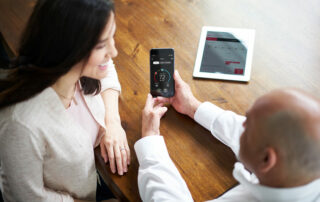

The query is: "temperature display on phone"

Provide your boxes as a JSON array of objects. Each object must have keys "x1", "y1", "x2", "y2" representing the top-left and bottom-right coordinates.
[{"x1": 150, "y1": 48, "x2": 174, "y2": 97}]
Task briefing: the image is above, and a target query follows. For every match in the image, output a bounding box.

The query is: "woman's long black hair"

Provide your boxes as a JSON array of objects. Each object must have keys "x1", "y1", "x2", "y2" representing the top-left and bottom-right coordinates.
[{"x1": 0, "y1": 0, "x2": 114, "y2": 109}]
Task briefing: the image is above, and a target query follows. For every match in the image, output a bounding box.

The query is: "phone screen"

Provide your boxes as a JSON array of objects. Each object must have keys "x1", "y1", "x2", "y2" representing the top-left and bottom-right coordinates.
[{"x1": 150, "y1": 48, "x2": 175, "y2": 97}]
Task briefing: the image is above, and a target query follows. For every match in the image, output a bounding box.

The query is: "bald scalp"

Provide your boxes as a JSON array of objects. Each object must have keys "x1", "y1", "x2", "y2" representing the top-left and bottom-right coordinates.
[
  {"x1": 263, "y1": 110, "x2": 320, "y2": 177},
  {"x1": 253, "y1": 89, "x2": 320, "y2": 178}
]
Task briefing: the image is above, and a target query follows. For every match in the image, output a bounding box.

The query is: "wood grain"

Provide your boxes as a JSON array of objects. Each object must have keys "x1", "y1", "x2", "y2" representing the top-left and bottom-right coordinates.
[{"x1": 1, "y1": 0, "x2": 320, "y2": 201}]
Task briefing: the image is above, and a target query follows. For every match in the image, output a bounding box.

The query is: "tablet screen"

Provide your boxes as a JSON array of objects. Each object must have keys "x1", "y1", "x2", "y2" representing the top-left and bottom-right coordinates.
[
  {"x1": 193, "y1": 26, "x2": 255, "y2": 82},
  {"x1": 200, "y1": 31, "x2": 247, "y2": 75}
]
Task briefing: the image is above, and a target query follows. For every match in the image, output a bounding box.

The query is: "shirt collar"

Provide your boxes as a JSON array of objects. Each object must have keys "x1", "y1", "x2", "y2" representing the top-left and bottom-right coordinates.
[{"x1": 233, "y1": 162, "x2": 320, "y2": 202}]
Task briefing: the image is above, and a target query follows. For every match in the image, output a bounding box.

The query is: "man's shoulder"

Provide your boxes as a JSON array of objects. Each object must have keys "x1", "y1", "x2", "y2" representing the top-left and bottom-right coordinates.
[{"x1": 208, "y1": 184, "x2": 258, "y2": 202}]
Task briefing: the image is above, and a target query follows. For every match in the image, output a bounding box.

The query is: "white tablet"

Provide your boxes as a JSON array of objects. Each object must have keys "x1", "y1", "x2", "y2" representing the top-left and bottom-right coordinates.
[{"x1": 193, "y1": 26, "x2": 255, "y2": 82}]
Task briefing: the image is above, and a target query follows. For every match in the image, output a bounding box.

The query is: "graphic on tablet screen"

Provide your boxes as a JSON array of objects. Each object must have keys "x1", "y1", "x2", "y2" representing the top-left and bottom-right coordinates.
[{"x1": 200, "y1": 31, "x2": 247, "y2": 75}]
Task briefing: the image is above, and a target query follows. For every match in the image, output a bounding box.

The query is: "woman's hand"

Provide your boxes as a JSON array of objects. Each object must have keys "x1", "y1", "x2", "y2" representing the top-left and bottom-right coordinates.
[
  {"x1": 100, "y1": 89, "x2": 130, "y2": 176},
  {"x1": 142, "y1": 94, "x2": 168, "y2": 137},
  {"x1": 100, "y1": 122, "x2": 130, "y2": 176}
]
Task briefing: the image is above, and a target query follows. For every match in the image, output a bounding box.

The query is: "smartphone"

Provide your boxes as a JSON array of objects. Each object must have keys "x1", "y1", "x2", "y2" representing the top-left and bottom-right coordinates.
[{"x1": 150, "y1": 48, "x2": 175, "y2": 97}]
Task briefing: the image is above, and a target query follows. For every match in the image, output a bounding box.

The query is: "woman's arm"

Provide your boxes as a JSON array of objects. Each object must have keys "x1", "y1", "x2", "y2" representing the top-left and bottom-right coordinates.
[
  {"x1": 100, "y1": 89, "x2": 130, "y2": 176},
  {"x1": 98, "y1": 59, "x2": 129, "y2": 175}
]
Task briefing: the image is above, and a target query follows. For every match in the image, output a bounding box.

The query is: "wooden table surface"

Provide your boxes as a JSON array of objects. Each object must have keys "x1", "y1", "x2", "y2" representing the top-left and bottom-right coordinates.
[{"x1": 1, "y1": 0, "x2": 320, "y2": 201}]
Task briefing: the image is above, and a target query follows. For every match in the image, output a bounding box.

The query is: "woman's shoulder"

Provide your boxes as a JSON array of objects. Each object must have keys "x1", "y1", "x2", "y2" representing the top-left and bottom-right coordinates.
[
  {"x1": 0, "y1": 87, "x2": 61, "y2": 129},
  {"x1": 0, "y1": 90, "x2": 52, "y2": 161}
]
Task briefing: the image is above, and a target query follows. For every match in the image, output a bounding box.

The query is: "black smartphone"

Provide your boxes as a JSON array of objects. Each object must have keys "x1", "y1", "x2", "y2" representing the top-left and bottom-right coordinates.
[{"x1": 150, "y1": 48, "x2": 175, "y2": 97}]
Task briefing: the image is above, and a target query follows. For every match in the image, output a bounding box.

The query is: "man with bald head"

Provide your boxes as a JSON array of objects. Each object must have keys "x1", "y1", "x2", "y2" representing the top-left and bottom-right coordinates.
[
  {"x1": 134, "y1": 71, "x2": 320, "y2": 201},
  {"x1": 240, "y1": 89, "x2": 320, "y2": 189}
]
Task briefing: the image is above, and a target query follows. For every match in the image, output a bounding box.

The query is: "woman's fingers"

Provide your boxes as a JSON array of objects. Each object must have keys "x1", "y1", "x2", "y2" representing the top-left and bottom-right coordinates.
[
  {"x1": 100, "y1": 143, "x2": 108, "y2": 163},
  {"x1": 105, "y1": 138, "x2": 129, "y2": 175},
  {"x1": 125, "y1": 143, "x2": 130, "y2": 165},
  {"x1": 114, "y1": 145, "x2": 123, "y2": 175},
  {"x1": 120, "y1": 145, "x2": 127, "y2": 173},
  {"x1": 106, "y1": 144, "x2": 116, "y2": 174}
]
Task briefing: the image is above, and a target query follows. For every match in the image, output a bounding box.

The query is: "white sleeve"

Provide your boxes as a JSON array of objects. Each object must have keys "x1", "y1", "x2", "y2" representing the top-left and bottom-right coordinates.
[
  {"x1": 0, "y1": 120, "x2": 73, "y2": 202},
  {"x1": 134, "y1": 136, "x2": 193, "y2": 202},
  {"x1": 100, "y1": 59, "x2": 121, "y2": 92},
  {"x1": 194, "y1": 102, "x2": 246, "y2": 157}
]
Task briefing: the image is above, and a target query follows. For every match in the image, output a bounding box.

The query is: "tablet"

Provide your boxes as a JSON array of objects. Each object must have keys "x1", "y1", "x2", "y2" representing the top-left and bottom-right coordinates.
[{"x1": 193, "y1": 26, "x2": 255, "y2": 82}]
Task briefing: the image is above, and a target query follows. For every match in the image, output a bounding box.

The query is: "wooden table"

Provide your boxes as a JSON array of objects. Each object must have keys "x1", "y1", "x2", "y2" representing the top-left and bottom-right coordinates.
[{"x1": 1, "y1": 0, "x2": 320, "y2": 201}]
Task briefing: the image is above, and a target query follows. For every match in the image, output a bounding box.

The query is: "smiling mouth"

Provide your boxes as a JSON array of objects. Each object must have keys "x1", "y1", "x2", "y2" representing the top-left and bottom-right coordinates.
[
  {"x1": 98, "y1": 61, "x2": 109, "y2": 70},
  {"x1": 99, "y1": 64, "x2": 107, "y2": 70}
]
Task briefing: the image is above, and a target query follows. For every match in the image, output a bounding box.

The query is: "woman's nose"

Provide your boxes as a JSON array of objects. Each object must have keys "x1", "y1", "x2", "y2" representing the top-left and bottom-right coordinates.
[{"x1": 108, "y1": 44, "x2": 118, "y2": 58}]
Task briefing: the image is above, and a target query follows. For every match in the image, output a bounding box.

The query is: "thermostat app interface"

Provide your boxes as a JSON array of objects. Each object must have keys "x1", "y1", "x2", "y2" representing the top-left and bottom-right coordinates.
[
  {"x1": 200, "y1": 31, "x2": 247, "y2": 75},
  {"x1": 150, "y1": 48, "x2": 175, "y2": 97}
]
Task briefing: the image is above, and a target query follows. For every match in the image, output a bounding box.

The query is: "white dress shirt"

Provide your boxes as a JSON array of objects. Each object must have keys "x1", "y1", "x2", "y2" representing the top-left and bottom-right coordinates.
[
  {"x1": 0, "y1": 60, "x2": 121, "y2": 202},
  {"x1": 134, "y1": 102, "x2": 320, "y2": 201}
]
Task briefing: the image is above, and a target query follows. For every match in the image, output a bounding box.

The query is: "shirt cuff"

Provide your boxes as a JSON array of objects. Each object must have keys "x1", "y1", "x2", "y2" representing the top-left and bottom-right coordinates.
[
  {"x1": 194, "y1": 102, "x2": 224, "y2": 131},
  {"x1": 100, "y1": 59, "x2": 121, "y2": 92},
  {"x1": 134, "y1": 136, "x2": 170, "y2": 164}
]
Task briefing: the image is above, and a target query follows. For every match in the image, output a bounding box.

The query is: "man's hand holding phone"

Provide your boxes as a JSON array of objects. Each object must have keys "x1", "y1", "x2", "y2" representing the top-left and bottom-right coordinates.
[
  {"x1": 144, "y1": 46, "x2": 201, "y2": 139},
  {"x1": 141, "y1": 70, "x2": 201, "y2": 139},
  {"x1": 155, "y1": 70, "x2": 201, "y2": 119}
]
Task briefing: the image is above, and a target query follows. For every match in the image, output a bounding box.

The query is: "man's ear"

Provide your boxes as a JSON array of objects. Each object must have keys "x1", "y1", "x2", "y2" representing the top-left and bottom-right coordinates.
[{"x1": 258, "y1": 147, "x2": 277, "y2": 174}]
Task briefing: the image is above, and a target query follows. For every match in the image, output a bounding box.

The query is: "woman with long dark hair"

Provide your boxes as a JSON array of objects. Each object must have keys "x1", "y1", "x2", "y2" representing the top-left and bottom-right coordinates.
[{"x1": 0, "y1": 0, "x2": 130, "y2": 201}]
